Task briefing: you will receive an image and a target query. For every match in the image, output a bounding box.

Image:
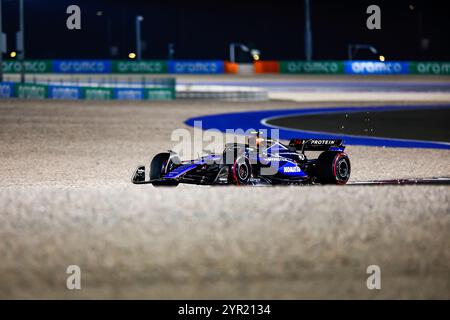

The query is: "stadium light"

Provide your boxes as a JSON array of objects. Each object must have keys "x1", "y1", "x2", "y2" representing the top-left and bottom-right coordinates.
[
  {"x1": 229, "y1": 43, "x2": 249, "y2": 64},
  {"x1": 135, "y1": 15, "x2": 144, "y2": 60},
  {"x1": 251, "y1": 49, "x2": 261, "y2": 61}
]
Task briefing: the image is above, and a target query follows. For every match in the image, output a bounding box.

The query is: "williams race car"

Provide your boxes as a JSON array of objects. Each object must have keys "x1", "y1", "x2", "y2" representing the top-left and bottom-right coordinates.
[{"x1": 132, "y1": 136, "x2": 351, "y2": 186}]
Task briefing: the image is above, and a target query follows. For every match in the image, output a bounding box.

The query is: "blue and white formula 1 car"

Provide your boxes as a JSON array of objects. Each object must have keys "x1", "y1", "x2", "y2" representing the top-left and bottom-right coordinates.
[{"x1": 132, "y1": 135, "x2": 351, "y2": 186}]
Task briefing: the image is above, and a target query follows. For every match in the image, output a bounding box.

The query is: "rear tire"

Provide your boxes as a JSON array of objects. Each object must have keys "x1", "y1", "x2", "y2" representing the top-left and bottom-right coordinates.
[
  {"x1": 317, "y1": 151, "x2": 351, "y2": 185},
  {"x1": 150, "y1": 153, "x2": 179, "y2": 187}
]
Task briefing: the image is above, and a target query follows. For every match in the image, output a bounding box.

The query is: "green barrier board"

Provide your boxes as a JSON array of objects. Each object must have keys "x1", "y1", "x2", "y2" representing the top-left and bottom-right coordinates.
[
  {"x1": 409, "y1": 62, "x2": 450, "y2": 75},
  {"x1": 145, "y1": 88, "x2": 175, "y2": 100},
  {"x1": 14, "y1": 83, "x2": 48, "y2": 99},
  {"x1": 112, "y1": 60, "x2": 168, "y2": 73},
  {"x1": 280, "y1": 61, "x2": 344, "y2": 74},
  {"x1": 2, "y1": 60, "x2": 52, "y2": 73},
  {"x1": 82, "y1": 87, "x2": 114, "y2": 100}
]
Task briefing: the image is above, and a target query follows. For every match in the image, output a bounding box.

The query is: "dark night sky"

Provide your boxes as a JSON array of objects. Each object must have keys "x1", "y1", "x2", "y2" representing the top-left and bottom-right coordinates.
[{"x1": 2, "y1": 0, "x2": 450, "y2": 60}]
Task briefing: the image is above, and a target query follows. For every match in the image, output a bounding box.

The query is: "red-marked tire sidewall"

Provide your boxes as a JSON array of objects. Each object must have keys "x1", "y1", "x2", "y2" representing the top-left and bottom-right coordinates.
[
  {"x1": 333, "y1": 153, "x2": 351, "y2": 185},
  {"x1": 231, "y1": 156, "x2": 252, "y2": 186},
  {"x1": 317, "y1": 151, "x2": 351, "y2": 185}
]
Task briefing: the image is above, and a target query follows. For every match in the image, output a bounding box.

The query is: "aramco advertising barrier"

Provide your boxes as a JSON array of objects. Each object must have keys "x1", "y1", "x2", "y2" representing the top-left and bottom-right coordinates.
[
  {"x1": 1, "y1": 60, "x2": 449, "y2": 75},
  {"x1": 0, "y1": 82, "x2": 176, "y2": 100},
  {"x1": 279, "y1": 61, "x2": 344, "y2": 74}
]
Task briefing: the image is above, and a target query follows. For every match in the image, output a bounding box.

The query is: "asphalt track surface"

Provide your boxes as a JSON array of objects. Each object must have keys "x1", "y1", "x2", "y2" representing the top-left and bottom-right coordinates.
[
  {"x1": 265, "y1": 107, "x2": 450, "y2": 143},
  {"x1": 0, "y1": 77, "x2": 449, "y2": 299},
  {"x1": 186, "y1": 105, "x2": 450, "y2": 149}
]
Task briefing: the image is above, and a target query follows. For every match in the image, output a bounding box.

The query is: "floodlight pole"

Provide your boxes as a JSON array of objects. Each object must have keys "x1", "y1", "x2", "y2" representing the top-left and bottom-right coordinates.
[
  {"x1": 136, "y1": 16, "x2": 143, "y2": 60},
  {"x1": 19, "y1": 0, "x2": 24, "y2": 83},
  {"x1": 229, "y1": 43, "x2": 249, "y2": 64},
  {"x1": 0, "y1": 0, "x2": 3, "y2": 83},
  {"x1": 229, "y1": 43, "x2": 237, "y2": 64},
  {"x1": 304, "y1": 0, "x2": 313, "y2": 61}
]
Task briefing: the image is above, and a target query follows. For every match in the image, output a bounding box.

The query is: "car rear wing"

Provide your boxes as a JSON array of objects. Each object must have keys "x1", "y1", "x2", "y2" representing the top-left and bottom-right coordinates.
[{"x1": 288, "y1": 139, "x2": 345, "y2": 152}]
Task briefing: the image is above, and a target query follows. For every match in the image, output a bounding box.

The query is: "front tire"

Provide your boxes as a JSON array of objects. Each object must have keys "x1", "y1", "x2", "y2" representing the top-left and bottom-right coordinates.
[
  {"x1": 231, "y1": 156, "x2": 252, "y2": 185},
  {"x1": 317, "y1": 151, "x2": 351, "y2": 185},
  {"x1": 150, "y1": 153, "x2": 179, "y2": 187}
]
